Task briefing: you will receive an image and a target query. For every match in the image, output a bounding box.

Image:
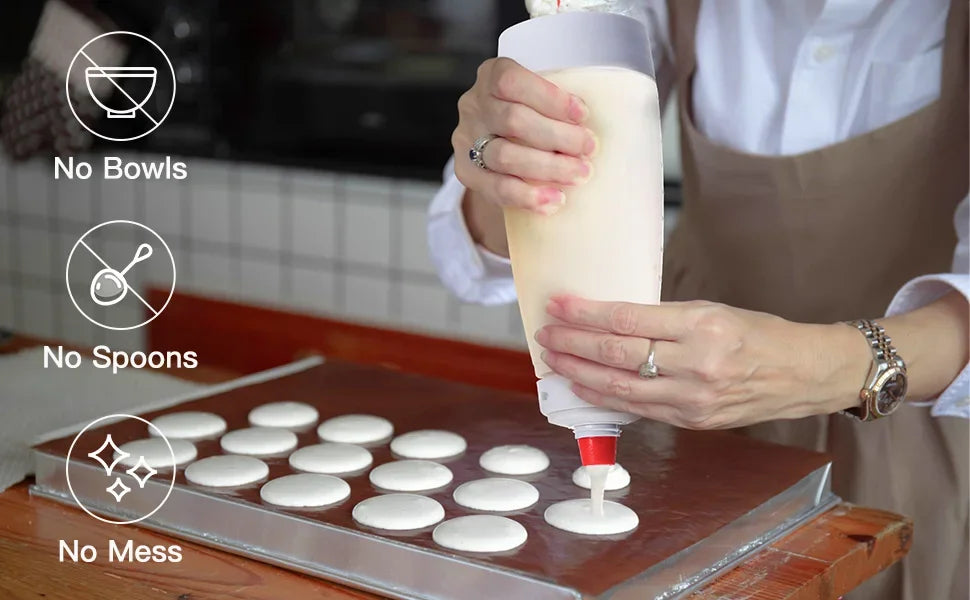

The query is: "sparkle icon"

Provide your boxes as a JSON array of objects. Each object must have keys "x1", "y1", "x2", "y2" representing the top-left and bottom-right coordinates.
[
  {"x1": 87, "y1": 434, "x2": 129, "y2": 475},
  {"x1": 125, "y1": 455, "x2": 157, "y2": 488},
  {"x1": 106, "y1": 477, "x2": 131, "y2": 502},
  {"x1": 67, "y1": 413, "x2": 178, "y2": 526}
]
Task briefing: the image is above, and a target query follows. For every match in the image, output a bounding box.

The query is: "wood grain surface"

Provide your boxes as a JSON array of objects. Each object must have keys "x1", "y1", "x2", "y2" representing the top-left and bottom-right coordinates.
[
  {"x1": 689, "y1": 504, "x2": 912, "y2": 600},
  {"x1": 0, "y1": 483, "x2": 380, "y2": 600}
]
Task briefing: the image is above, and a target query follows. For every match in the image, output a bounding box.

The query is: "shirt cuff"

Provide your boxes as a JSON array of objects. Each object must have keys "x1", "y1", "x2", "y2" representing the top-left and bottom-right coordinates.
[
  {"x1": 886, "y1": 273, "x2": 970, "y2": 418},
  {"x1": 478, "y1": 244, "x2": 514, "y2": 278},
  {"x1": 427, "y1": 158, "x2": 517, "y2": 306}
]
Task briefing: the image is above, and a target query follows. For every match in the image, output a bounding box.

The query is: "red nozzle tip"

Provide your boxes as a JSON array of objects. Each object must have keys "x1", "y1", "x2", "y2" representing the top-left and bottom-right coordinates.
[{"x1": 577, "y1": 436, "x2": 617, "y2": 466}]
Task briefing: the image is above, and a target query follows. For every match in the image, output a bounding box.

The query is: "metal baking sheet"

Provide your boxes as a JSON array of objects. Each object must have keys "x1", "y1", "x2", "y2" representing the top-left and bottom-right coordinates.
[{"x1": 31, "y1": 361, "x2": 838, "y2": 600}]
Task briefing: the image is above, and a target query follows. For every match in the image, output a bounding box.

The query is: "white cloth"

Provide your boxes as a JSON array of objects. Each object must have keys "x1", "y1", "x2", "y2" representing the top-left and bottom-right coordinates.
[
  {"x1": 0, "y1": 349, "x2": 325, "y2": 493},
  {"x1": 426, "y1": 0, "x2": 970, "y2": 417},
  {"x1": 0, "y1": 347, "x2": 200, "y2": 493}
]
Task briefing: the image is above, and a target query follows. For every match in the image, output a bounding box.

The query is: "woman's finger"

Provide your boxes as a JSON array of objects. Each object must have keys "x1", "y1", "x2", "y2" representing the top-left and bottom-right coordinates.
[
  {"x1": 541, "y1": 349, "x2": 687, "y2": 405},
  {"x1": 454, "y1": 155, "x2": 563, "y2": 214},
  {"x1": 484, "y1": 99, "x2": 596, "y2": 156},
  {"x1": 536, "y1": 325, "x2": 650, "y2": 371},
  {"x1": 575, "y1": 381, "x2": 744, "y2": 430},
  {"x1": 547, "y1": 348, "x2": 745, "y2": 430},
  {"x1": 536, "y1": 326, "x2": 695, "y2": 377},
  {"x1": 487, "y1": 57, "x2": 588, "y2": 124},
  {"x1": 570, "y1": 382, "x2": 689, "y2": 425},
  {"x1": 644, "y1": 341, "x2": 694, "y2": 377},
  {"x1": 546, "y1": 295, "x2": 688, "y2": 340},
  {"x1": 482, "y1": 137, "x2": 591, "y2": 186}
]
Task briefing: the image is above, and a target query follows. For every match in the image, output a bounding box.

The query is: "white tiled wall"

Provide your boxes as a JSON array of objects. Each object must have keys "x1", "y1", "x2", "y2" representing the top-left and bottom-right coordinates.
[{"x1": 0, "y1": 153, "x2": 528, "y2": 352}]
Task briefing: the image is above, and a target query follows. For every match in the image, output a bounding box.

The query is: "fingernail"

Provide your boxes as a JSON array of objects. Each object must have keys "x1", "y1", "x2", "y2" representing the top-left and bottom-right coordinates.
[
  {"x1": 534, "y1": 327, "x2": 548, "y2": 345},
  {"x1": 583, "y1": 131, "x2": 599, "y2": 157},
  {"x1": 573, "y1": 160, "x2": 593, "y2": 185},
  {"x1": 546, "y1": 297, "x2": 565, "y2": 317},
  {"x1": 538, "y1": 187, "x2": 565, "y2": 204},
  {"x1": 534, "y1": 188, "x2": 565, "y2": 215},
  {"x1": 540, "y1": 350, "x2": 552, "y2": 365},
  {"x1": 569, "y1": 96, "x2": 589, "y2": 123}
]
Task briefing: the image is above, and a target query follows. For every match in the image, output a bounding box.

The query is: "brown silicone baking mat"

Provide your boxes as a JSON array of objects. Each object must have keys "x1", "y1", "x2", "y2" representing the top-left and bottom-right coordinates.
[{"x1": 32, "y1": 359, "x2": 836, "y2": 600}]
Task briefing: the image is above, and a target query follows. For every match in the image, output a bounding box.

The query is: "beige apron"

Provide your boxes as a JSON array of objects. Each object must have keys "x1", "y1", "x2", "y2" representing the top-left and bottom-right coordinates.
[{"x1": 663, "y1": 2, "x2": 969, "y2": 599}]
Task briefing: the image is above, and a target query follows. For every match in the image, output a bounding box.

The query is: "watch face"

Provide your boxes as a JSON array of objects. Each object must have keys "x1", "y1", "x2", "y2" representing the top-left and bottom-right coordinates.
[{"x1": 876, "y1": 371, "x2": 908, "y2": 415}]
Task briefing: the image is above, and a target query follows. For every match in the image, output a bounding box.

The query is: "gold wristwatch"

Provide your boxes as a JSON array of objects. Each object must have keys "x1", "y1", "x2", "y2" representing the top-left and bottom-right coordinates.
[{"x1": 843, "y1": 319, "x2": 908, "y2": 421}]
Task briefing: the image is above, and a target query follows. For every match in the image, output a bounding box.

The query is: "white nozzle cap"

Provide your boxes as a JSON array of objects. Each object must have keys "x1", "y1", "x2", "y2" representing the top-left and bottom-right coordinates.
[
  {"x1": 537, "y1": 374, "x2": 640, "y2": 430},
  {"x1": 573, "y1": 423, "x2": 621, "y2": 438}
]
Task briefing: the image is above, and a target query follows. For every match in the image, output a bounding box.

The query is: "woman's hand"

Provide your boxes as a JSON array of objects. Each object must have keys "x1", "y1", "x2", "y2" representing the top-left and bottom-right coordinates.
[
  {"x1": 534, "y1": 295, "x2": 871, "y2": 430},
  {"x1": 452, "y1": 58, "x2": 597, "y2": 216}
]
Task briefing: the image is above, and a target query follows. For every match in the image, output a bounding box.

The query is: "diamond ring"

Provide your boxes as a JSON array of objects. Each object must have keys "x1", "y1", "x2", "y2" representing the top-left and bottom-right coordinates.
[{"x1": 638, "y1": 348, "x2": 658, "y2": 379}]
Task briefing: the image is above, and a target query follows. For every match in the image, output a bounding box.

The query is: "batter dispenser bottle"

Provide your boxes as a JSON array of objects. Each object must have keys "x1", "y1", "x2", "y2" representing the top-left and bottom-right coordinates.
[{"x1": 497, "y1": 7, "x2": 664, "y2": 466}]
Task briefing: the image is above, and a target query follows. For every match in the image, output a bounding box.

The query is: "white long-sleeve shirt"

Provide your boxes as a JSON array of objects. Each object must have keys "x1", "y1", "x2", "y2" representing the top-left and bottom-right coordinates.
[{"x1": 427, "y1": 0, "x2": 969, "y2": 418}]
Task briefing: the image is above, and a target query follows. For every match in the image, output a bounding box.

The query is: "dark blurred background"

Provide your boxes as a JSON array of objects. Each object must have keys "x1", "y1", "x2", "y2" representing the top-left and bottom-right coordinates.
[{"x1": 1, "y1": 0, "x2": 528, "y2": 180}]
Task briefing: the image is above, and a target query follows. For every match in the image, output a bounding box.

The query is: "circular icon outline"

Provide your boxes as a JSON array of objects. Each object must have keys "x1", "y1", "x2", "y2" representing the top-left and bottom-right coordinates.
[
  {"x1": 65, "y1": 220, "x2": 176, "y2": 331},
  {"x1": 65, "y1": 413, "x2": 177, "y2": 526},
  {"x1": 65, "y1": 31, "x2": 177, "y2": 142}
]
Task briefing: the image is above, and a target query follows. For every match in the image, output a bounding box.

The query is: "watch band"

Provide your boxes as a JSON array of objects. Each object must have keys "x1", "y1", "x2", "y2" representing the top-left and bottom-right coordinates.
[
  {"x1": 852, "y1": 319, "x2": 898, "y2": 362},
  {"x1": 843, "y1": 319, "x2": 906, "y2": 421}
]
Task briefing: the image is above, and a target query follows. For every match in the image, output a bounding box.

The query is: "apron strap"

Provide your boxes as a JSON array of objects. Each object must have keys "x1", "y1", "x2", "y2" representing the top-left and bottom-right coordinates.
[{"x1": 941, "y1": 0, "x2": 969, "y2": 93}]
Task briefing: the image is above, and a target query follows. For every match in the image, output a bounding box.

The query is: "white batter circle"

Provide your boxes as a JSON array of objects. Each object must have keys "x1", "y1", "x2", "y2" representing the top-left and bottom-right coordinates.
[
  {"x1": 289, "y1": 442, "x2": 373, "y2": 474},
  {"x1": 369, "y1": 460, "x2": 453, "y2": 492},
  {"x1": 390, "y1": 430, "x2": 467, "y2": 459},
  {"x1": 452, "y1": 478, "x2": 539, "y2": 512},
  {"x1": 248, "y1": 401, "x2": 319, "y2": 428},
  {"x1": 259, "y1": 473, "x2": 350, "y2": 507},
  {"x1": 184, "y1": 455, "x2": 269, "y2": 487},
  {"x1": 433, "y1": 515, "x2": 528, "y2": 553},
  {"x1": 115, "y1": 438, "x2": 197, "y2": 469},
  {"x1": 572, "y1": 464, "x2": 631, "y2": 490},
  {"x1": 544, "y1": 499, "x2": 639, "y2": 535},
  {"x1": 479, "y1": 445, "x2": 550, "y2": 475},
  {"x1": 220, "y1": 427, "x2": 298, "y2": 456},
  {"x1": 352, "y1": 493, "x2": 445, "y2": 530},
  {"x1": 317, "y1": 414, "x2": 394, "y2": 444},
  {"x1": 149, "y1": 411, "x2": 227, "y2": 440}
]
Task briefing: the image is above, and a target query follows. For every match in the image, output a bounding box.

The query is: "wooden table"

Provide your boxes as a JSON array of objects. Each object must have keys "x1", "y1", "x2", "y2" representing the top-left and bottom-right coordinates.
[{"x1": 0, "y1": 334, "x2": 912, "y2": 600}]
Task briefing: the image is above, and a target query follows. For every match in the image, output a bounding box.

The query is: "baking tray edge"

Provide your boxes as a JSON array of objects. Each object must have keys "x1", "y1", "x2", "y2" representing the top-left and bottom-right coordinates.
[
  {"x1": 31, "y1": 451, "x2": 837, "y2": 600},
  {"x1": 606, "y1": 463, "x2": 839, "y2": 599}
]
